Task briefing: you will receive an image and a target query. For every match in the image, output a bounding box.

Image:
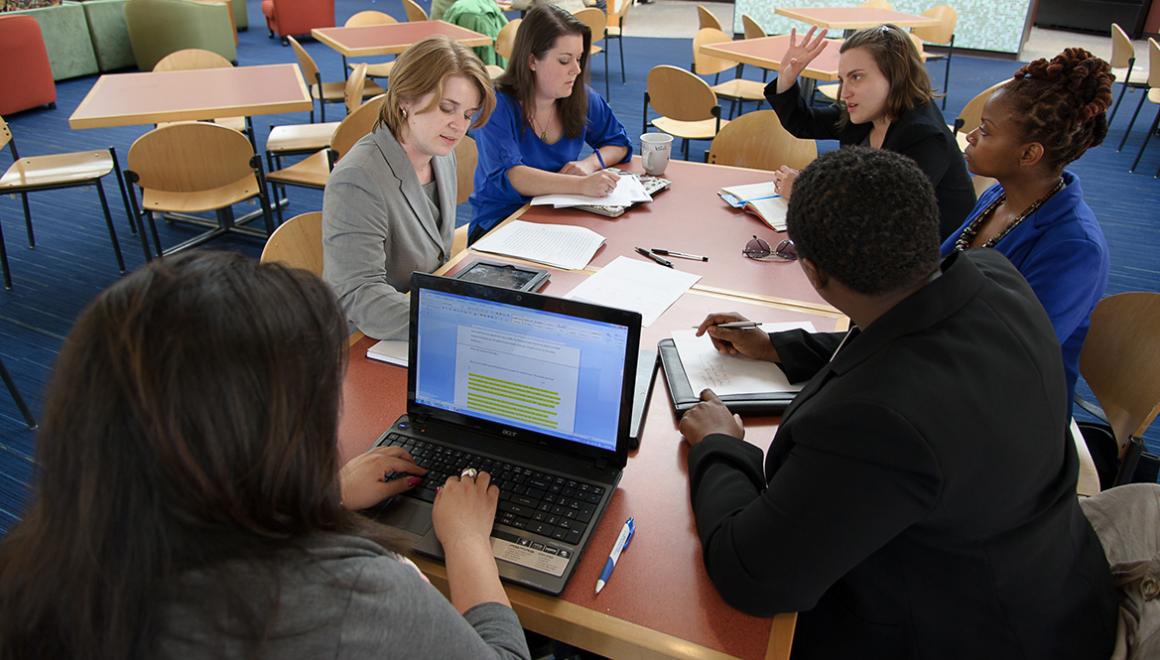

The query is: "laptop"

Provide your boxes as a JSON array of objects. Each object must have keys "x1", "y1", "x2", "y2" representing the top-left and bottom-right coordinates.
[{"x1": 373, "y1": 272, "x2": 642, "y2": 595}]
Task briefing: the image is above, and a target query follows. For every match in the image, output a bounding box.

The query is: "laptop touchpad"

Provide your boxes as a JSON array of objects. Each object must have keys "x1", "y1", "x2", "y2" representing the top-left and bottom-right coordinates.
[{"x1": 378, "y1": 499, "x2": 433, "y2": 536}]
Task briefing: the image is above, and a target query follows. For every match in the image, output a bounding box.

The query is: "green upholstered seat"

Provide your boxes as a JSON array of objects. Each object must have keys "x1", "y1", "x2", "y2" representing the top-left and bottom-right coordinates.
[
  {"x1": 124, "y1": 0, "x2": 236, "y2": 71},
  {"x1": 81, "y1": 0, "x2": 136, "y2": 72}
]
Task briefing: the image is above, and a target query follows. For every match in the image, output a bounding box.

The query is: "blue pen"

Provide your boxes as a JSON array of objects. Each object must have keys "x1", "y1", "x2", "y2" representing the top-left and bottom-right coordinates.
[
  {"x1": 595, "y1": 149, "x2": 607, "y2": 169},
  {"x1": 595, "y1": 517, "x2": 634, "y2": 594}
]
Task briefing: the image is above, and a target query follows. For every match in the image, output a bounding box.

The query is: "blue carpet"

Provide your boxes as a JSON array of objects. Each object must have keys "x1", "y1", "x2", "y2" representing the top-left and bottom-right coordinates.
[{"x1": 0, "y1": 0, "x2": 1158, "y2": 531}]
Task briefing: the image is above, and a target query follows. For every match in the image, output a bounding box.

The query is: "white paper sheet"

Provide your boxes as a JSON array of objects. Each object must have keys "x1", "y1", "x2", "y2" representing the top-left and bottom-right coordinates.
[
  {"x1": 471, "y1": 221, "x2": 605, "y2": 270},
  {"x1": 530, "y1": 174, "x2": 653, "y2": 208},
  {"x1": 671, "y1": 321, "x2": 816, "y2": 396},
  {"x1": 564, "y1": 256, "x2": 701, "y2": 326},
  {"x1": 366, "y1": 339, "x2": 408, "y2": 367}
]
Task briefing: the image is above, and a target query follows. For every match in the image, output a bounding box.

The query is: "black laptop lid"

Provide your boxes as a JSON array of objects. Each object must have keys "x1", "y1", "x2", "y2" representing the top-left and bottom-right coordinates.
[{"x1": 407, "y1": 273, "x2": 641, "y2": 469}]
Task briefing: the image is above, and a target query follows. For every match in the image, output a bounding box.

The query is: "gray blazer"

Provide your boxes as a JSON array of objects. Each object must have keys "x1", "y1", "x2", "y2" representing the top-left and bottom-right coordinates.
[{"x1": 323, "y1": 126, "x2": 458, "y2": 340}]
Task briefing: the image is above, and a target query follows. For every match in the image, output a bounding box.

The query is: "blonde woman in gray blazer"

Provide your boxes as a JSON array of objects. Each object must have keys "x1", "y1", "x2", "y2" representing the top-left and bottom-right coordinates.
[{"x1": 323, "y1": 36, "x2": 496, "y2": 340}]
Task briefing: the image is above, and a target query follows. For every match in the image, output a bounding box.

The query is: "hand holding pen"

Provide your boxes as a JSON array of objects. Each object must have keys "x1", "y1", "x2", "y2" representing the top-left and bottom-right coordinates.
[{"x1": 695, "y1": 313, "x2": 780, "y2": 362}]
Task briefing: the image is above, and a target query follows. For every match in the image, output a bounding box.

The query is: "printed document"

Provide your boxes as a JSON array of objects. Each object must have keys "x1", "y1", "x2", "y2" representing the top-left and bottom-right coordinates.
[
  {"x1": 564, "y1": 256, "x2": 701, "y2": 326},
  {"x1": 472, "y1": 221, "x2": 605, "y2": 270},
  {"x1": 671, "y1": 321, "x2": 816, "y2": 395},
  {"x1": 530, "y1": 174, "x2": 653, "y2": 208}
]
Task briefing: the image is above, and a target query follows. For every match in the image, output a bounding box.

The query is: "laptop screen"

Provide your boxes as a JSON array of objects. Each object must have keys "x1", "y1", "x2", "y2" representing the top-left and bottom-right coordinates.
[{"x1": 412, "y1": 285, "x2": 631, "y2": 453}]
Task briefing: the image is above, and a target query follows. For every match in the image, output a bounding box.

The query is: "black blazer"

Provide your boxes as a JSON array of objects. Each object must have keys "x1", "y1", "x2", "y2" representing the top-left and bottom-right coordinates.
[
  {"x1": 765, "y1": 79, "x2": 976, "y2": 240},
  {"x1": 687, "y1": 250, "x2": 1116, "y2": 659}
]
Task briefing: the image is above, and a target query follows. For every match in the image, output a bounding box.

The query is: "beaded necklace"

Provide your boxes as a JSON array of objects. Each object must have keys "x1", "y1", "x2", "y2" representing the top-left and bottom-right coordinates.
[{"x1": 953, "y1": 178, "x2": 1065, "y2": 251}]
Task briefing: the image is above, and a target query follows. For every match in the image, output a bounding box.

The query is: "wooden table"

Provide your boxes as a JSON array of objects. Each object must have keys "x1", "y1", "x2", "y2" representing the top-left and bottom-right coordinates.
[
  {"x1": 339, "y1": 253, "x2": 845, "y2": 659},
  {"x1": 492, "y1": 157, "x2": 837, "y2": 313},
  {"x1": 68, "y1": 64, "x2": 312, "y2": 129},
  {"x1": 774, "y1": 6, "x2": 940, "y2": 31},
  {"x1": 311, "y1": 20, "x2": 493, "y2": 58}
]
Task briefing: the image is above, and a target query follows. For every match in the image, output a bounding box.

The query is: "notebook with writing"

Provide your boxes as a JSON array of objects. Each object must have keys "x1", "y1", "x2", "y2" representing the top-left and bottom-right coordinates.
[{"x1": 373, "y1": 272, "x2": 641, "y2": 595}]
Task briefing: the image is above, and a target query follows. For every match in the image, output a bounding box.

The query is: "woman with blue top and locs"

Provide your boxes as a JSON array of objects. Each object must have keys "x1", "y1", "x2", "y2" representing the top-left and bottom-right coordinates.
[
  {"x1": 469, "y1": 3, "x2": 632, "y2": 244},
  {"x1": 944, "y1": 48, "x2": 1113, "y2": 414}
]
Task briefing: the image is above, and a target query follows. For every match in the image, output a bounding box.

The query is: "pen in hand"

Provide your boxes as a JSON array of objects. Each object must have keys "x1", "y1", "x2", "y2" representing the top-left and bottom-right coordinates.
[
  {"x1": 596, "y1": 517, "x2": 635, "y2": 594},
  {"x1": 634, "y1": 247, "x2": 673, "y2": 268},
  {"x1": 692, "y1": 321, "x2": 764, "y2": 330}
]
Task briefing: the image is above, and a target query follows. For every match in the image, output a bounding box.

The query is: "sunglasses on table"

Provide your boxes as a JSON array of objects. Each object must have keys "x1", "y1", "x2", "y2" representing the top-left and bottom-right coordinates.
[{"x1": 743, "y1": 236, "x2": 797, "y2": 261}]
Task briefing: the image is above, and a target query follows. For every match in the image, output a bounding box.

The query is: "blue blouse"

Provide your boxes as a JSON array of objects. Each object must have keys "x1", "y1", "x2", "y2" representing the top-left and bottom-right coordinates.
[
  {"x1": 940, "y1": 171, "x2": 1109, "y2": 414},
  {"x1": 469, "y1": 87, "x2": 632, "y2": 235}
]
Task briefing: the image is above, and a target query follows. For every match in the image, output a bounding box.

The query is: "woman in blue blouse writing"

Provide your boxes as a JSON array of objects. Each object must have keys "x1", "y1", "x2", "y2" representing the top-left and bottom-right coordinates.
[
  {"x1": 469, "y1": 3, "x2": 632, "y2": 243},
  {"x1": 944, "y1": 48, "x2": 1113, "y2": 413}
]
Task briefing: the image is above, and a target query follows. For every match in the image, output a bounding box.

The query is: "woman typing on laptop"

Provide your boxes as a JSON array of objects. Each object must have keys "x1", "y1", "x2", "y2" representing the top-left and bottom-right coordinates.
[{"x1": 0, "y1": 252, "x2": 530, "y2": 660}]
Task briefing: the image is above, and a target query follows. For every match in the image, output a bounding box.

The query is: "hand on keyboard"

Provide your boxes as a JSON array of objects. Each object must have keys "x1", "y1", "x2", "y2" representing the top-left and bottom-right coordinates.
[
  {"x1": 338, "y1": 446, "x2": 427, "y2": 511},
  {"x1": 432, "y1": 470, "x2": 500, "y2": 552}
]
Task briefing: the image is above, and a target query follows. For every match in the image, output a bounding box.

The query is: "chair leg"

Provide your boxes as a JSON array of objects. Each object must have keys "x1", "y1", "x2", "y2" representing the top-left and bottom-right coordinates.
[
  {"x1": 604, "y1": 52, "x2": 610, "y2": 100},
  {"x1": 1129, "y1": 106, "x2": 1160, "y2": 173},
  {"x1": 682, "y1": 138, "x2": 689, "y2": 160},
  {"x1": 108, "y1": 147, "x2": 136, "y2": 236},
  {"x1": 94, "y1": 180, "x2": 126, "y2": 273},
  {"x1": 1118, "y1": 93, "x2": 1148, "y2": 151},
  {"x1": 0, "y1": 213, "x2": 11, "y2": 290},
  {"x1": 0, "y1": 357, "x2": 36, "y2": 430},
  {"x1": 146, "y1": 211, "x2": 163, "y2": 258},
  {"x1": 941, "y1": 37, "x2": 953, "y2": 111},
  {"x1": 617, "y1": 35, "x2": 625, "y2": 83},
  {"x1": 1109, "y1": 61, "x2": 1134, "y2": 124},
  {"x1": 252, "y1": 156, "x2": 276, "y2": 234},
  {"x1": 19, "y1": 193, "x2": 34, "y2": 248},
  {"x1": 123, "y1": 173, "x2": 154, "y2": 261}
]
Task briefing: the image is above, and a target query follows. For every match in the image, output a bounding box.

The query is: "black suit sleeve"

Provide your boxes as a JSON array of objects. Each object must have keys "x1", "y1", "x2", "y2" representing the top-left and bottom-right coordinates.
[
  {"x1": 770, "y1": 330, "x2": 844, "y2": 383},
  {"x1": 764, "y1": 79, "x2": 844, "y2": 141},
  {"x1": 687, "y1": 400, "x2": 942, "y2": 616}
]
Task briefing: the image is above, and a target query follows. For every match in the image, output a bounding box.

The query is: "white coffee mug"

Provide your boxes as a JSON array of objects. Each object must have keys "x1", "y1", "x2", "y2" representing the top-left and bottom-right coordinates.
[{"x1": 640, "y1": 132, "x2": 673, "y2": 176}]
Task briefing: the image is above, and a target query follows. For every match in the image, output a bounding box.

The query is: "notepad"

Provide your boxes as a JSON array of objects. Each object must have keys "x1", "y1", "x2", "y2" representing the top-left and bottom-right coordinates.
[
  {"x1": 670, "y1": 321, "x2": 816, "y2": 396},
  {"x1": 530, "y1": 174, "x2": 653, "y2": 208},
  {"x1": 472, "y1": 220, "x2": 606, "y2": 270},
  {"x1": 718, "y1": 182, "x2": 789, "y2": 231},
  {"x1": 564, "y1": 256, "x2": 701, "y2": 327},
  {"x1": 366, "y1": 339, "x2": 408, "y2": 367}
]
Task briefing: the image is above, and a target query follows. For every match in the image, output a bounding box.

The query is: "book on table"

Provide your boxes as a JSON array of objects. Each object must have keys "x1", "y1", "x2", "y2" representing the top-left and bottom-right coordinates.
[{"x1": 718, "y1": 182, "x2": 788, "y2": 231}]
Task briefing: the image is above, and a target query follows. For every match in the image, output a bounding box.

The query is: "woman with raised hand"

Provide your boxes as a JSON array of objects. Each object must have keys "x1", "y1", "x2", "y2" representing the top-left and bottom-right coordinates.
[
  {"x1": 469, "y1": 3, "x2": 632, "y2": 243},
  {"x1": 0, "y1": 252, "x2": 530, "y2": 660},
  {"x1": 324, "y1": 36, "x2": 496, "y2": 341},
  {"x1": 766, "y1": 24, "x2": 975, "y2": 240},
  {"x1": 944, "y1": 48, "x2": 1113, "y2": 414}
]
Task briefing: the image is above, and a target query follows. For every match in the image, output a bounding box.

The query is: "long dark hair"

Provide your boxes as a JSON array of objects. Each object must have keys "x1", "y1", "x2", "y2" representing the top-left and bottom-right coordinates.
[
  {"x1": 498, "y1": 3, "x2": 591, "y2": 138},
  {"x1": 836, "y1": 24, "x2": 933, "y2": 127},
  {"x1": 0, "y1": 251, "x2": 394, "y2": 659}
]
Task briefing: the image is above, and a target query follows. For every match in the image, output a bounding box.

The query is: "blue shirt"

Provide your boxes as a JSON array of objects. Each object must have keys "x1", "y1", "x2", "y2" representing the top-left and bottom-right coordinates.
[
  {"x1": 469, "y1": 88, "x2": 632, "y2": 235},
  {"x1": 940, "y1": 171, "x2": 1109, "y2": 414}
]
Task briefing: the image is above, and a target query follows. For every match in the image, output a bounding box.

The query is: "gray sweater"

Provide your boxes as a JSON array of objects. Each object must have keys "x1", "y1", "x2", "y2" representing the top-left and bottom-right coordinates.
[{"x1": 157, "y1": 533, "x2": 530, "y2": 659}]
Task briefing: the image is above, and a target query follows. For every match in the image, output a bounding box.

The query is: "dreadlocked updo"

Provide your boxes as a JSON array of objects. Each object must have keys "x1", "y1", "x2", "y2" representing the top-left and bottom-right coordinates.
[{"x1": 1001, "y1": 47, "x2": 1113, "y2": 171}]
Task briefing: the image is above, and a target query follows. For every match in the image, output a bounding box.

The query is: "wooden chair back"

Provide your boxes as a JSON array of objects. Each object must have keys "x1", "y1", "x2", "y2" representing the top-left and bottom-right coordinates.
[
  {"x1": 693, "y1": 28, "x2": 735, "y2": 76},
  {"x1": 153, "y1": 48, "x2": 233, "y2": 71},
  {"x1": 741, "y1": 14, "x2": 765, "y2": 40},
  {"x1": 912, "y1": 5, "x2": 956, "y2": 45},
  {"x1": 1110, "y1": 23, "x2": 1135, "y2": 69},
  {"x1": 454, "y1": 134, "x2": 477, "y2": 205},
  {"x1": 860, "y1": 0, "x2": 893, "y2": 9},
  {"x1": 954, "y1": 79, "x2": 1007, "y2": 134},
  {"x1": 1080, "y1": 292, "x2": 1160, "y2": 450},
  {"x1": 331, "y1": 94, "x2": 386, "y2": 159},
  {"x1": 696, "y1": 5, "x2": 722, "y2": 31},
  {"x1": 0, "y1": 117, "x2": 11, "y2": 151},
  {"x1": 345, "y1": 63, "x2": 369, "y2": 114},
  {"x1": 707, "y1": 110, "x2": 816, "y2": 171},
  {"x1": 647, "y1": 65, "x2": 718, "y2": 122},
  {"x1": 573, "y1": 8, "x2": 606, "y2": 45},
  {"x1": 607, "y1": 0, "x2": 631, "y2": 30},
  {"x1": 127, "y1": 123, "x2": 254, "y2": 193},
  {"x1": 1149, "y1": 38, "x2": 1160, "y2": 87},
  {"x1": 402, "y1": 0, "x2": 428, "y2": 22},
  {"x1": 287, "y1": 35, "x2": 320, "y2": 83},
  {"x1": 345, "y1": 10, "x2": 397, "y2": 27},
  {"x1": 496, "y1": 18, "x2": 521, "y2": 60},
  {"x1": 260, "y1": 211, "x2": 323, "y2": 275}
]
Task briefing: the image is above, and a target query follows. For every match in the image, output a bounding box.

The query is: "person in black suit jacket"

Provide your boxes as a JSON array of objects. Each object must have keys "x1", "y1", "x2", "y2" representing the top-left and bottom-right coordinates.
[
  {"x1": 680, "y1": 147, "x2": 1116, "y2": 659},
  {"x1": 765, "y1": 25, "x2": 975, "y2": 240}
]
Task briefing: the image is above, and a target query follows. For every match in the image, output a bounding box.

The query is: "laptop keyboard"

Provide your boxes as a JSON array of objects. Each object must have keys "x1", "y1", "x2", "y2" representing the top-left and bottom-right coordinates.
[{"x1": 380, "y1": 432, "x2": 604, "y2": 548}]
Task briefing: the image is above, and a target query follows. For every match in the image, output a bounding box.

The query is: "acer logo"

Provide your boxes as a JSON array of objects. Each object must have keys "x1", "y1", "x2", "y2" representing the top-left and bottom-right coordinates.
[{"x1": 502, "y1": 429, "x2": 517, "y2": 437}]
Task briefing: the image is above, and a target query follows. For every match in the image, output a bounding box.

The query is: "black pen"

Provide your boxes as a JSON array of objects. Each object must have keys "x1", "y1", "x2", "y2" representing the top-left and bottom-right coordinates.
[
  {"x1": 634, "y1": 247, "x2": 673, "y2": 268},
  {"x1": 650, "y1": 248, "x2": 708, "y2": 262}
]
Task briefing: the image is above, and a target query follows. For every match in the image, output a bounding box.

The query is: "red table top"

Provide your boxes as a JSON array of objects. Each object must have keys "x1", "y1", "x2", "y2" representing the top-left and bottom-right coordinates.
[
  {"x1": 699, "y1": 35, "x2": 842, "y2": 80},
  {"x1": 312, "y1": 21, "x2": 493, "y2": 56},
  {"x1": 774, "y1": 6, "x2": 941, "y2": 30}
]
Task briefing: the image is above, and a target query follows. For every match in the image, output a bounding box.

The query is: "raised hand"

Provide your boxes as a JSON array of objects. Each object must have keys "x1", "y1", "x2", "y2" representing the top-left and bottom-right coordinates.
[{"x1": 775, "y1": 26, "x2": 830, "y2": 94}]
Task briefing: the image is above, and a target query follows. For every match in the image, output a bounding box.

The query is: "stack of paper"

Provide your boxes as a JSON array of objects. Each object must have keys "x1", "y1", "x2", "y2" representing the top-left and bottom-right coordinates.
[
  {"x1": 472, "y1": 220, "x2": 605, "y2": 270},
  {"x1": 530, "y1": 175, "x2": 653, "y2": 209},
  {"x1": 670, "y1": 321, "x2": 816, "y2": 395},
  {"x1": 564, "y1": 256, "x2": 702, "y2": 326},
  {"x1": 718, "y1": 182, "x2": 789, "y2": 231},
  {"x1": 367, "y1": 339, "x2": 408, "y2": 367}
]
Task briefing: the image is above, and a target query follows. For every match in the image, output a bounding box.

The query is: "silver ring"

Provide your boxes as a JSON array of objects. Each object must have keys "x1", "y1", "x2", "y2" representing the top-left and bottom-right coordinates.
[{"x1": 460, "y1": 467, "x2": 478, "y2": 479}]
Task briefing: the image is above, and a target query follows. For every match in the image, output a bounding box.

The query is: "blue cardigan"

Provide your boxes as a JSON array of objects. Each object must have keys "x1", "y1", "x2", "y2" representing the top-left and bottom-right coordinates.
[
  {"x1": 941, "y1": 171, "x2": 1109, "y2": 413},
  {"x1": 469, "y1": 88, "x2": 632, "y2": 236}
]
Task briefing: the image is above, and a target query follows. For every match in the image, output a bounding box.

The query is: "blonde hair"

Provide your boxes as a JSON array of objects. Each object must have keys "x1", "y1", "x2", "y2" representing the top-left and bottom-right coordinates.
[{"x1": 378, "y1": 35, "x2": 496, "y2": 135}]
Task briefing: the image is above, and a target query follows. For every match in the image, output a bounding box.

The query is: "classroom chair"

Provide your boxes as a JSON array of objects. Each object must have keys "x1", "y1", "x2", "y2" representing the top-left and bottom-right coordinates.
[
  {"x1": 260, "y1": 210, "x2": 322, "y2": 275},
  {"x1": 952, "y1": 79, "x2": 1006, "y2": 148},
  {"x1": 573, "y1": 8, "x2": 610, "y2": 100},
  {"x1": 911, "y1": 5, "x2": 957, "y2": 110},
  {"x1": 1126, "y1": 38, "x2": 1160, "y2": 173},
  {"x1": 487, "y1": 19, "x2": 522, "y2": 80},
  {"x1": 693, "y1": 28, "x2": 766, "y2": 119},
  {"x1": 642, "y1": 65, "x2": 728, "y2": 161},
  {"x1": 604, "y1": 0, "x2": 630, "y2": 84},
  {"x1": 696, "y1": 4, "x2": 722, "y2": 31},
  {"x1": 153, "y1": 49, "x2": 249, "y2": 134},
  {"x1": 1109, "y1": 23, "x2": 1150, "y2": 125},
  {"x1": 449, "y1": 135, "x2": 478, "y2": 258},
  {"x1": 341, "y1": 11, "x2": 399, "y2": 81},
  {"x1": 706, "y1": 110, "x2": 816, "y2": 172},
  {"x1": 402, "y1": 0, "x2": 429, "y2": 22},
  {"x1": 287, "y1": 36, "x2": 383, "y2": 123}
]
